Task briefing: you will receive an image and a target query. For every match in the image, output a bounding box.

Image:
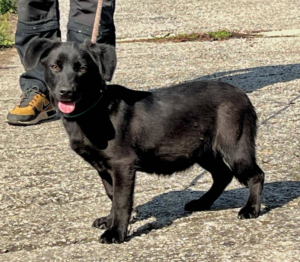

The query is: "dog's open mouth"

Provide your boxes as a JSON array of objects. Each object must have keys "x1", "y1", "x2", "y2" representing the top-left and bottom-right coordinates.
[{"x1": 58, "y1": 101, "x2": 76, "y2": 114}]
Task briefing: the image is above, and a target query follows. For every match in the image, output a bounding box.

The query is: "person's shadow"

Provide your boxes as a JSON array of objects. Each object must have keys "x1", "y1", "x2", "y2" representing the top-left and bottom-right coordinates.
[
  {"x1": 190, "y1": 63, "x2": 300, "y2": 93},
  {"x1": 128, "y1": 178, "x2": 300, "y2": 240}
]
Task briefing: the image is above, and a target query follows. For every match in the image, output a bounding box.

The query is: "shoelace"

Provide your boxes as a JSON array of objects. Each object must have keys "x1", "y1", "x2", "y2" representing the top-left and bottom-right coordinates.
[{"x1": 18, "y1": 87, "x2": 43, "y2": 108}]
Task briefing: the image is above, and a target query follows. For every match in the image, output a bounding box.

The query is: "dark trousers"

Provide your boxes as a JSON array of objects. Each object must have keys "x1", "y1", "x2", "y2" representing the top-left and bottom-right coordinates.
[{"x1": 16, "y1": 0, "x2": 116, "y2": 94}]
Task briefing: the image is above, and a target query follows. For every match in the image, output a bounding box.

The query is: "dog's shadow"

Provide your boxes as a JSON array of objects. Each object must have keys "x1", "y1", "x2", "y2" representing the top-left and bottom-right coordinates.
[{"x1": 128, "y1": 180, "x2": 300, "y2": 240}]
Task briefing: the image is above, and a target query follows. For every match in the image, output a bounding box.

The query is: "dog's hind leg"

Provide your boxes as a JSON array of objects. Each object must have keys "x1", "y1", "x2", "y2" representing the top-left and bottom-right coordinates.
[
  {"x1": 236, "y1": 163, "x2": 264, "y2": 219},
  {"x1": 212, "y1": 102, "x2": 264, "y2": 218},
  {"x1": 220, "y1": 132, "x2": 264, "y2": 219},
  {"x1": 185, "y1": 155, "x2": 234, "y2": 212},
  {"x1": 93, "y1": 171, "x2": 114, "y2": 229},
  {"x1": 224, "y1": 125, "x2": 264, "y2": 218}
]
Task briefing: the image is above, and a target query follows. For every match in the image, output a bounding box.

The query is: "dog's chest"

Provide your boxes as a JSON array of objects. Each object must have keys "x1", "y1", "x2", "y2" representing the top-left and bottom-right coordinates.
[{"x1": 64, "y1": 120, "x2": 110, "y2": 168}]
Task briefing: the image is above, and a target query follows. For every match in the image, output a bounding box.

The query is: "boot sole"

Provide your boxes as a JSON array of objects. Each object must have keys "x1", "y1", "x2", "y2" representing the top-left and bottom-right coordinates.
[{"x1": 7, "y1": 110, "x2": 57, "y2": 126}]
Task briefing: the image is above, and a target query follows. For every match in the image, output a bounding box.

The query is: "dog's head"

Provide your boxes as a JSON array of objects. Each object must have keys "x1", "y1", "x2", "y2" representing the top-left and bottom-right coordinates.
[{"x1": 23, "y1": 38, "x2": 116, "y2": 115}]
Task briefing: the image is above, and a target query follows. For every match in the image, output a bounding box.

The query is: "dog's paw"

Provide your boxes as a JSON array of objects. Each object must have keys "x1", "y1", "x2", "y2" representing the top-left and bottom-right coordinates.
[
  {"x1": 92, "y1": 215, "x2": 112, "y2": 230},
  {"x1": 99, "y1": 228, "x2": 126, "y2": 244},
  {"x1": 184, "y1": 199, "x2": 211, "y2": 212},
  {"x1": 238, "y1": 205, "x2": 260, "y2": 219}
]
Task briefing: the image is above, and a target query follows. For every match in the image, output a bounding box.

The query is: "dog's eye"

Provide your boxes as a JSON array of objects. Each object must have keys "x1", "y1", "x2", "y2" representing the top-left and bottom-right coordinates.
[
  {"x1": 50, "y1": 65, "x2": 60, "y2": 71},
  {"x1": 79, "y1": 67, "x2": 87, "y2": 73}
]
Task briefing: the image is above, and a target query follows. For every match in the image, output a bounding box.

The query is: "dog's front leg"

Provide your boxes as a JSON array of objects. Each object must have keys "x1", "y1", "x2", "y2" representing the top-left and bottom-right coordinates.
[
  {"x1": 93, "y1": 171, "x2": 114, "y2": 230},
  {"x1": 99, "y1": 164, "x2": 136, "y2": 244}
]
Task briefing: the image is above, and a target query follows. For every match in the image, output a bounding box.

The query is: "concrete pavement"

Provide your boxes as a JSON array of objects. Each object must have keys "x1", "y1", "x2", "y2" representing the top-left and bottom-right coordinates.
[{"x1": 0, "y1": 0, "x2": 299, "y2": 261}]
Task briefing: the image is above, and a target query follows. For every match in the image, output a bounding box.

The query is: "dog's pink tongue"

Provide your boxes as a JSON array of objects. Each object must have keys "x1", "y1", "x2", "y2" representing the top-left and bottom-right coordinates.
[{"x1": 58, "y1": 102, "x2": 76, "y2": 114}]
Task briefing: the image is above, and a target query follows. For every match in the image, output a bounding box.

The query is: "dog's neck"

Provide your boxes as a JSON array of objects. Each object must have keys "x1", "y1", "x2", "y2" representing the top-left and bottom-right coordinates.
[{"x1": 61, "y1": 87, "x2": 116, "y2": 149}]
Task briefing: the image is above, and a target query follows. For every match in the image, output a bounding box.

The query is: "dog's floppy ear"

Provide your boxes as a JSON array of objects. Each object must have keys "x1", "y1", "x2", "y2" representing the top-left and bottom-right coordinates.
[
  {"x1": 23, "y1": 38, "x2": 60, "y2": 71},
  {"x1": 83, "y1": 39, "x2": 117, "y2": 82}
]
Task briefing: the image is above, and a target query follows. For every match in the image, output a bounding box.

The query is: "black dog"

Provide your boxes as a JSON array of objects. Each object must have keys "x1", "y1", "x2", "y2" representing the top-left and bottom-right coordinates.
[{"x1": 24, "y1": 39, "x2": 264, "y2": 244}]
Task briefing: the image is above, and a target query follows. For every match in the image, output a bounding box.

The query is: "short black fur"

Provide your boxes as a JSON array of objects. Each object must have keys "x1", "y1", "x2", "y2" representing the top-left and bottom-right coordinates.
[{"x1": 24, "y1": 38, "x2": 265, "y2": 244}]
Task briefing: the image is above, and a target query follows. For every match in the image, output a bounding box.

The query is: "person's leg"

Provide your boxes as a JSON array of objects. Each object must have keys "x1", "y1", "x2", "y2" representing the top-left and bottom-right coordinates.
[
  {"x1": 7, "y1": 0, "x2": 61, "y2": 125},
  {"x1": 67, "y1": 0, "x2": 116, "y2": 46},
  {"x1": 16, "y1": 0, "x2": 61, "y2": 94}
]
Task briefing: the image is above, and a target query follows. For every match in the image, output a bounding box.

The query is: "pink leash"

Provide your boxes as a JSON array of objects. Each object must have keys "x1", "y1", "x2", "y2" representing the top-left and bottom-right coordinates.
[{"x1": 91, "y1": 0, "x2": 104, "y2": 44}]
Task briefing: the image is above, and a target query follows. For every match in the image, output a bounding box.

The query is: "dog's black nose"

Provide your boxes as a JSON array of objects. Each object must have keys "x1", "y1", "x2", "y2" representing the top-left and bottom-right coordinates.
[{"x1": 60, "y1": 88, "x2": 72, "y2": 96}]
